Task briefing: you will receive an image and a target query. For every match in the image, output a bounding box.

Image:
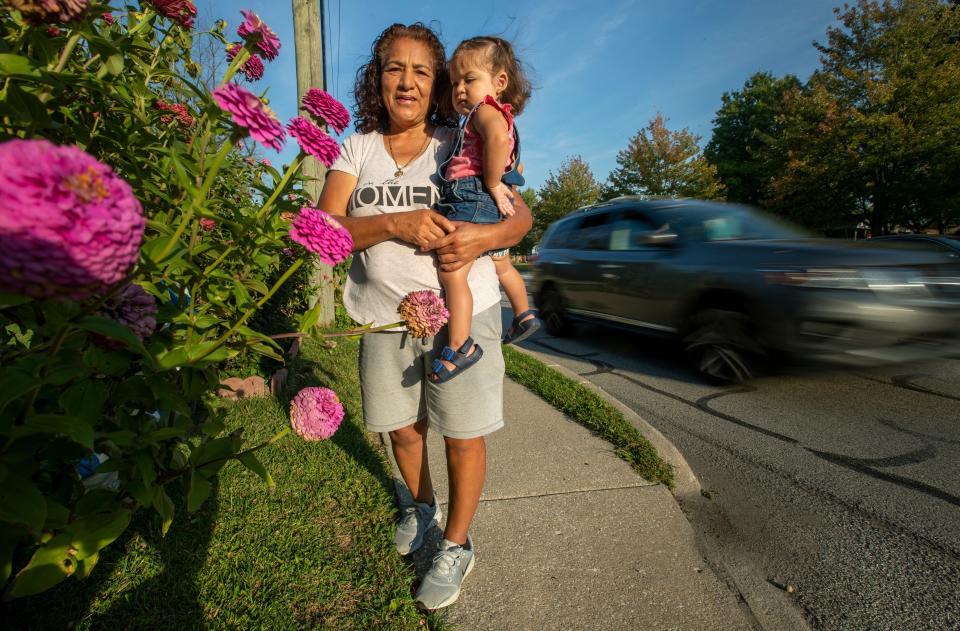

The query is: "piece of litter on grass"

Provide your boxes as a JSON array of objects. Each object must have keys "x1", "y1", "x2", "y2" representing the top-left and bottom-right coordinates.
[
  {"x1": 787, "y1": 584, "x2": 796, "y2": 594},
  {"x1": 554, "y1": 530, "x2": 562, "y2": 535}
]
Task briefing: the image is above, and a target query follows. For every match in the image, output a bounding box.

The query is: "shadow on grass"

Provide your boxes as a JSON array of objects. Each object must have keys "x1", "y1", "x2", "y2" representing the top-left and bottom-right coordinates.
[
  {"x1": 284, "y1": 352, "x2": 395, "y2": 501},
  {"x1": 0, "y1": 485, "x2": 218, "y2": 630}
]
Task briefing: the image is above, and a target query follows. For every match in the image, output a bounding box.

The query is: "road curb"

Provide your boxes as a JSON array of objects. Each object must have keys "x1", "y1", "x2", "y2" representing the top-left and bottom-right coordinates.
[{"x1": 507, "y1": 343, "x2": 702, "y2": 500}]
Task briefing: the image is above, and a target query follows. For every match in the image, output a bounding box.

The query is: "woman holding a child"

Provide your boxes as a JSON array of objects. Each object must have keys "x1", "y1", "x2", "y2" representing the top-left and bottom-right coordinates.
[{"x1": 319, "y1": 23, "x2": 532, "y2": 608}]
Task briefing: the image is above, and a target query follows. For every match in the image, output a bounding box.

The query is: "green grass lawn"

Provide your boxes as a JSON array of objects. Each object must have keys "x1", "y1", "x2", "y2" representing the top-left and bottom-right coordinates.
[{"x1": 0, "y1": 338, "x2": 444, "y2": 630}]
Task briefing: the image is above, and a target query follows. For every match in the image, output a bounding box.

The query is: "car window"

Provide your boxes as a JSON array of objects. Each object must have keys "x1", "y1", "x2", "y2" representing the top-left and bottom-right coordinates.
[
  {"x1": 666, "y1": 205, "x2": 808, "y2": 241},
  {"x1": 609, "y1": 211, "x2": 664, "y2": 251},
  {"x1": 541, "y1": 217, "x2": 581, "y2": 250},
  {"x1": 575, "y1": 213, "x2": 612, "y2": 250}
]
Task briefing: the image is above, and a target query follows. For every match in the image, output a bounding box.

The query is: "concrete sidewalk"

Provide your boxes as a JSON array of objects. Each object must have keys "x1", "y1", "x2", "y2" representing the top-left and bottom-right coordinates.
[{"x1": 389, "y1": 377, "x2": 755, "y2": 630}]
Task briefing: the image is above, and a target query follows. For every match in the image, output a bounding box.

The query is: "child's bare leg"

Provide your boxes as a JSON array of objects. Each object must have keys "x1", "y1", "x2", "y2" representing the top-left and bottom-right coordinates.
[
  {"x1": 438, "y1": 261, "x2": 476, "y2": 370},
  {"x1": 493, "y1": 255, "x2": 534, "y2": 323}
]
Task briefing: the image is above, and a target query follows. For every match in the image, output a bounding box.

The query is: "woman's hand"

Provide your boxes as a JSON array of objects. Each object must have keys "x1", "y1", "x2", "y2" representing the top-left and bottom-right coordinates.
[
  {"x1": 424, "y1": 222, "x2": 491, "y2": 271},
  {"x1": 392, "y1": 209, "x2": 455, "y2": 249}
]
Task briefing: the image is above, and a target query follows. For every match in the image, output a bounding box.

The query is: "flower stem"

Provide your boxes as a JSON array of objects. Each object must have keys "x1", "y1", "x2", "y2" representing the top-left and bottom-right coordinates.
[
  {"x1": 155, "y1": 139, "x2": 233, "y2": 261},
  {"x1": 256, "y1": 154, "x2": 304, "y2": 221},
  {"x1": 220, "y1": 45, "x2": 252, "y2": 86},
  {"x1": 192, "y1": 259, "x2": 305, "y2": 363},
  {"x1": 266, "y1": 321, "x2": 405, "y2": 340}
]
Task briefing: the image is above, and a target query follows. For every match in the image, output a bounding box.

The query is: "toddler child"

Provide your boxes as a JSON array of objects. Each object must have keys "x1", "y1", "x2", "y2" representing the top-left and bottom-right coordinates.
[{"x1": 429, "y1": 36, "x2": 539, "y2": 383}]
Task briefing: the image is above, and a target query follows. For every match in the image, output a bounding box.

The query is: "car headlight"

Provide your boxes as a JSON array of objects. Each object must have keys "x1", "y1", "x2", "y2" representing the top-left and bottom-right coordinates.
[{"x1": 761, "y1": 268, "x2": 868, "y2": 290}]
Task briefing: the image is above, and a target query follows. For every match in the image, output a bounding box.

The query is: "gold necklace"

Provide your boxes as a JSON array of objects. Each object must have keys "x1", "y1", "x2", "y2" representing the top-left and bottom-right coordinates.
[{"x1": 387, "y1": 132, "x2": 430, "y2": 178}]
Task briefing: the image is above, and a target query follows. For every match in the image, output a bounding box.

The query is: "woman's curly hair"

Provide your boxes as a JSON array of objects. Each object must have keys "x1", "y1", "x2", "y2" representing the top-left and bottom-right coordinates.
[
  {"x1": 451, "y1": 36, "x2": 533, "y2": 115},
  {"x1": 353, "y1": 23, "x2": 456, "y2": 133}
]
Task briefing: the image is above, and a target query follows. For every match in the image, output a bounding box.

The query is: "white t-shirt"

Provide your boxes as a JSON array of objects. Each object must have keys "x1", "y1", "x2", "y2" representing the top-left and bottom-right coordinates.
[{"x1": 329, "y1": 127, "x2": 501, "y2": 328}]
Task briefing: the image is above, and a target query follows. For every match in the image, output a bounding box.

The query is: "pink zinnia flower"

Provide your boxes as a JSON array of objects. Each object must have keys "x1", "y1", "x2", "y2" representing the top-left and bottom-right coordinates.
[
  {"x1": 153, "y1": 100, "x2": 194, "y2": 127},
  {"x1": 287, "y1": 117, "x2": 340, "y2": 167},
  {"x1": 237, "y1": 10, "x2": 280, "y2": 61},
  {"x1": 212, "y1": 84, "x2": 285, "y2": 152},
  {"x1": 260, "y1": 158, "x2": 271, "y2": 167},
  {"x1": 290, "y1": 387, "x2": 344, "y2": 441},
  {"x1": 96, "y1": 283, "x2": 157, "y2": 347},
  {"x1": 397, "y1": 290, "x2": 449, "y2": 339},
  {"x1": 288, "y1": 208, "x2": 352, "y2": 266},
  {"x1": 302, "y1": 89, "x2": 349, "y2": 134},
  {"x1": 142, "y1": 0, "x2": 196, "y2": 29},
  {"x1": 226, "y1": 43, "x2": 265, "y2": 82},
  {"x1": 7, "y1": 0, "x2": 89, "y2": 23},
  {"x1": 0, "y1": 140, "x2": 144, "y2": 301},
  {"x1": 199, "y1": 218, "x2": 216, "y2": 231},
  {"x1": 101, "y1": 12, "x2": 114, "y2": 25}
]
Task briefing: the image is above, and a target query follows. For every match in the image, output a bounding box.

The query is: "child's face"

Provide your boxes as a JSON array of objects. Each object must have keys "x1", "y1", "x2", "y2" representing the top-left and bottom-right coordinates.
[{"x1": 449, "y1": 52, "x2": 508, "y2": 116}]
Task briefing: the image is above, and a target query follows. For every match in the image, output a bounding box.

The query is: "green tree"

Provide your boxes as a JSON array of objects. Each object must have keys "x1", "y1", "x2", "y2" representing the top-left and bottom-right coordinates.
[
  {"x1": 705, "y1": 72, "x2": 802, "y2": 205},
  {"x1": 769, "y1": 0, "x2": 960, "y2": 234},
  {"x1": 534, "y1": 156, "x2": 603, "y2": 243},
  {"x1": 606, "y1": 113, "x2": 725, "y2": 200}
]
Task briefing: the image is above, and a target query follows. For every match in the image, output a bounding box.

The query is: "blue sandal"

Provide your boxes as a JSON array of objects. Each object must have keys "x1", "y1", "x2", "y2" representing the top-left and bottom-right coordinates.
[
  {"x1": 429, "y1": 337, "x2": 484, "y2": 383},
  {"x1": 502, "y1": 310, "x2": 540, "y2": 345}
]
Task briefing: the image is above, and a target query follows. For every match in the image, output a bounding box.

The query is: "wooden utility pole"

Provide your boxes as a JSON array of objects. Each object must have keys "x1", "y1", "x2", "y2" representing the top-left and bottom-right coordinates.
[{"x1": 292, "y1": 0, "x2": 335, "y2": 324}]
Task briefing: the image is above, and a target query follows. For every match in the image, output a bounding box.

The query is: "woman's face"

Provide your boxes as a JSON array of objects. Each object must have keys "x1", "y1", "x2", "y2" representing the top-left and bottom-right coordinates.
[{"x1": 380, "y1": 37, "x2": 436, "y2": 131}]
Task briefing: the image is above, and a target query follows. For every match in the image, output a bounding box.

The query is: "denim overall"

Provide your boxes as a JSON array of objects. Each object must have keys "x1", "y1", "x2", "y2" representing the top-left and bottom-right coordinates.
[{"x1": 435, "y1": 104, "x2": 525, "y2": 225}]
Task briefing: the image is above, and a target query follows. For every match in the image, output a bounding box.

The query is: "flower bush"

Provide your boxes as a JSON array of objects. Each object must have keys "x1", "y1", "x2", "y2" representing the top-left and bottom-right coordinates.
[{"x1": 0, "y1": 3, "x2": 380, "y2": 601}]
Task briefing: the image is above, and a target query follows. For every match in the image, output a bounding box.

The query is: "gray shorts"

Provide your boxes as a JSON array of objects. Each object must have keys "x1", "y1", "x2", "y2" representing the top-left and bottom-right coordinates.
[{"x1": 358, "y1": 304, "x2": 505, "y2": 439}]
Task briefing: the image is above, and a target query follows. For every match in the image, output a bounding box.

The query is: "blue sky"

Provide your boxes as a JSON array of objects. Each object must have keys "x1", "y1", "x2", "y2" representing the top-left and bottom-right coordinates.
[{"x1": 197, "y1": 0, "x2": 843, "y2": 191}]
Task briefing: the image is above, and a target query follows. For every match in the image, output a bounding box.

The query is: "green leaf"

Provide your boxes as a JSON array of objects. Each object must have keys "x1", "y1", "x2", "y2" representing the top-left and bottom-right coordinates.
[
  {"x1": 133, "y1": 451, "x2": 157, "y2": 487},
  {"x1": 7, "y1": 534, "x2": 75, "y2": 599},
  {"x1": 0, "y1": 369, "x2": 36, "y2": 415},
  {"x1": 76, "y1": 315, "x2": 142, "y2": 351},
  {"x1": 186, "y1": 471, "x2": 211, "y2": 512},
  {"x1": 238, "y1": 453, "x2": 274, "y2": 490},
  {"x1": 74, "y1": 552, "x2": 99, "y2": 580},
  {"x1": 0, "y1": 535, "x2": 16, "y2": 585},
  {"x1": 147, "y1": 427, "x2": 186, "y2": 442},
  {"x1": 192, "y1": 436, "x2": 235, "y2": 475},
  {"x1": 75, "y1": 490, "x2": 118, "y2": 517},
  {"x1": 68, "y1": 509, "x2": 131, "y2": 560},
  {"x1": 155, "y1": 347, "x2": 189, "y2": 370},
  {"x1": 0, "y1": 477, "x2": 47, "y2": 533},
  {"x1": 0, "y1": 292, "x2": 31, "y2": 308},
  {"x1": 298, "y1": 301, "x2": 324, "y2": 333},
  {"x1": 19, "y1": 414, "x2": 93, "y2": 449},
  {"x1": 43, "y1": 499, "x2": 70, "y2": 530},
  {"x1": 143, "y1": 234, "x2": 187, "y2": 266},
  {"x1": 59, "y1": 380, "x2": 108, "y2": 424},
  {"x1": 0, "y1": 54, "x2": 41, "y2": 78},
  {"x1": 152, "y1": 488, "x2": 174, "y2": 536},
  {"x1": 105, "y1": 54, "x2": 124, "y2": 76}
]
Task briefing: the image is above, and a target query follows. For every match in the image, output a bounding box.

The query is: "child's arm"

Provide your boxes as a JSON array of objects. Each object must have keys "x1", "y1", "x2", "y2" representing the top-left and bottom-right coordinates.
[{"x1": 471, "y1": 104, "x2": 515, "y2": 217}]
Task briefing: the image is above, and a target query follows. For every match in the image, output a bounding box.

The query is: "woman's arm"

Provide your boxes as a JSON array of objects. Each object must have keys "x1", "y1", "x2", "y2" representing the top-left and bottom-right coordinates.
[
  {"x1": 320, "y1": 170, "x2": 454, "y2": 251},
  {"x1": 425, "y1": 185, "x2": 532, "y2": 272}
]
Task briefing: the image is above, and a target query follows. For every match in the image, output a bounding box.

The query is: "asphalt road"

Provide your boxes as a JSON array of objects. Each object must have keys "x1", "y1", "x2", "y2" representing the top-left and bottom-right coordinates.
[{"x1": 501, "y1": 289, "x2": 960, "y2": 630}]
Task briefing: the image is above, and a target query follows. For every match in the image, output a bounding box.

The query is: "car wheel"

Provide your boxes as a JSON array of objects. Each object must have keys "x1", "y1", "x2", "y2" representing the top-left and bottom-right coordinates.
[
  {"x1": 683, "y1": 308, "x2": 763, "y2": 383},
  {"x1": 539, "y1": 287, "x2": 571, "y2": 337}
]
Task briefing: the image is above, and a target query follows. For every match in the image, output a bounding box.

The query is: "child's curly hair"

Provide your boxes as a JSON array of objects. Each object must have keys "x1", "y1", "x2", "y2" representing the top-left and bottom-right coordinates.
[{"x1": 451, "y1": 36, "x2": 532, "y2": 115}]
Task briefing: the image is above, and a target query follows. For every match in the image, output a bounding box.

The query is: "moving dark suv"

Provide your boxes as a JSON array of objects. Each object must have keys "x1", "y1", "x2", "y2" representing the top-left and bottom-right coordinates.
[{"x1": 531, "y1": 197, "x2": 960, "y2": 382}]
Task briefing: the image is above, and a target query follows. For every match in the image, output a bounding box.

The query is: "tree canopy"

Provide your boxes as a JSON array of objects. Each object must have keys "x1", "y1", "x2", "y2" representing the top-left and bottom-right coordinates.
[
  {"x1": 606, "y1": 113, "x2": 724, "y2": 201},
  {"x1": 705, "y1": 72, "x2": 802, "y2": 206},
  {"x1": 768, "y1": 0, "x2": 960, "y2": 234},
  {"x1": 532, "y1": 156, "x2": 603, "y2": 246}
]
